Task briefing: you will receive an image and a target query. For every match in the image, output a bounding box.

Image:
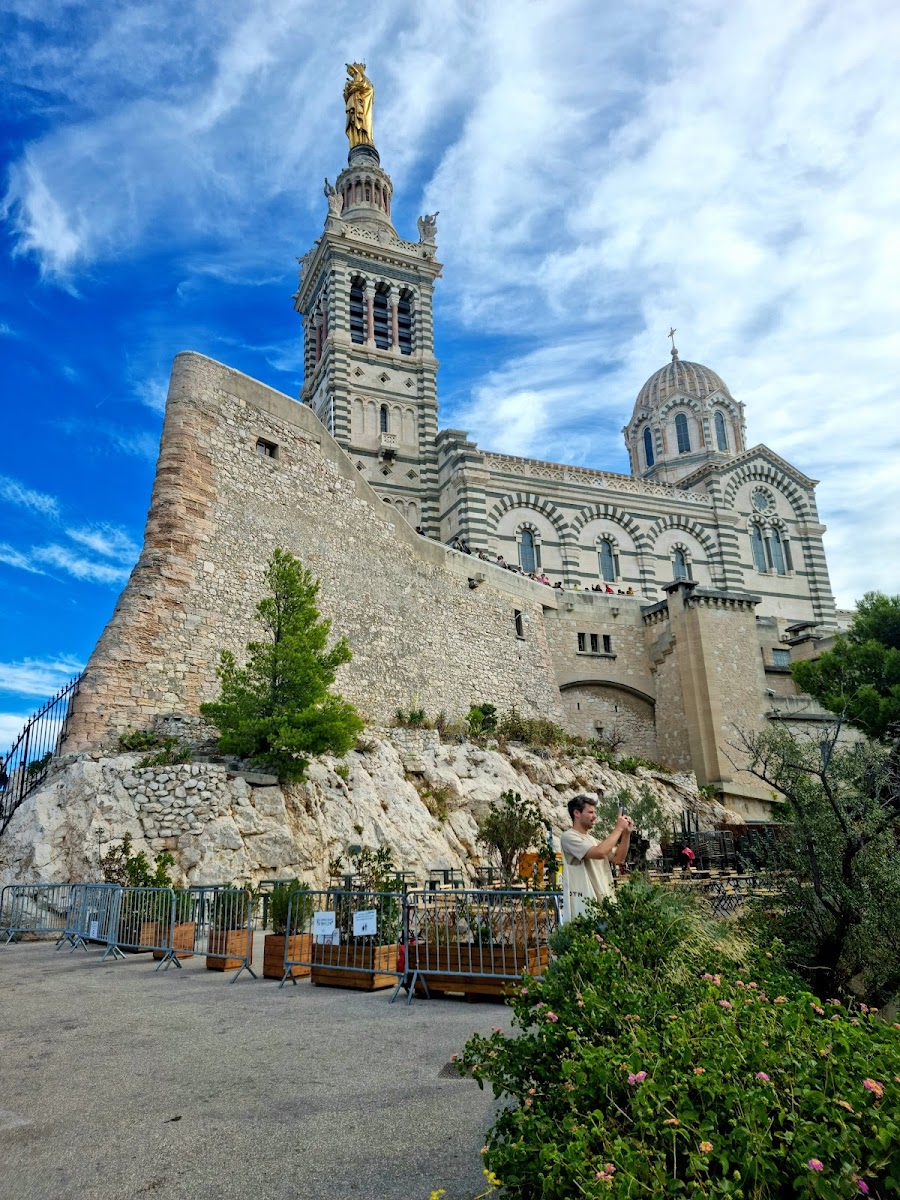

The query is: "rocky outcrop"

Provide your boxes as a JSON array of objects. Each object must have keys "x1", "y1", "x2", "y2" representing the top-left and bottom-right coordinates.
[{"x1": 0, "y1": 730, "x2": 736, "y2": 887}]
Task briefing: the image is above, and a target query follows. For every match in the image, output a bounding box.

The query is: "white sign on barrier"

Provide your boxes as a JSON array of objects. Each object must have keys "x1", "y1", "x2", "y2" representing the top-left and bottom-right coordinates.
[
  {"x1": 353, "y1": 909, "x2": 377, "y2": 936},
  {"x1": 89, "y1": 920, "x2": 99, "y2": 940},
  {"x1": 314, "y1": 911, "x2": 336, "y2": 937}
]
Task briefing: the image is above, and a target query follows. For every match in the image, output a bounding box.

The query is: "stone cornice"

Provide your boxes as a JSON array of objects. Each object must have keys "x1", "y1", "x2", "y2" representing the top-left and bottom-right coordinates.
[
  {"x1": 296, "y1": 227, "x2": 442, "y2": 309},
  {"x1": 678, "y1": 443, "x2": 818, "y2": 491},
  {"x1": 480, "y1": 451, "x2": 712, "y2": 507}
]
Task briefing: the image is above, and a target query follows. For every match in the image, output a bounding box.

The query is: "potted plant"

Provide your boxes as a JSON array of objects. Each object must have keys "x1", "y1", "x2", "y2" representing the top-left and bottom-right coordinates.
[
  {"x1": 100, "y1": 835, "x2": 176, "y2": 952},
  {"x1": 310, "y1": 847, "x2": 402, "y2": 991},
  {"x1": 206, "y1": 887, "x2": 253, "y2": 971},
  {"x1": 264, "y1": 880, "x2": 314, "y2": 980}
]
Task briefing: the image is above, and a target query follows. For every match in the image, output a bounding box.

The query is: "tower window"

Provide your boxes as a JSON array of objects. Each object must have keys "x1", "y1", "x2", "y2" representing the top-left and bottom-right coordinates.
[
  {"x1": 372, "y1": 289, "x2": 390, "y2": 350},
  {"x1": 675, "y1": 412, "x2": 691, "y2": 453},
  {"x1": 673, "y1": 548, "x2": 691, "y2": 580},
  {"x1": 590, "y1": 633, "x2": 599, "y2": 653},
  {"x1": 519, "y1": 529, "x2": 536, "y2": 574},
  {"x1": 771, "y1": 528, "x2": 787, "y2": 575},
  {"x1": 750, "y1": 525, "x2": 767, "y2": 573},
  {"x1": 602, "y1": 634, "x2": 612, "y2": 654},
  {"x1": 514, "y1": 610, "x2": 525, "y2": 639},
  {"x1": 772, "y1": 648, "x2": 790, "y2": 668},
  {"x1": 643, "y1": 425, "x2": 654, "y2": 468},
  {"x1": 256, "y1": 438, "x2": 278, "y2": 458},
  {"x1": 577, "y1": 632, "x2": 586, "y2": 652},
  {"x1": 349, "y1": 280, "x2": 365, "y2": 345},
  {"x1": 714, "y1": 411, "x2": 728, "y2": 451},
  {"x1": 598, "y1": 538, "x2": 617, "y2": 582},
  {"x1": 397, "y1": 293, "x2": 413, "y2": 354},
  {"x1": 379, "y1": 404, "x2": 389, "y2": 434},
  {"x1": 364, "y1": 181, "x2": 371, "y2": 201}
]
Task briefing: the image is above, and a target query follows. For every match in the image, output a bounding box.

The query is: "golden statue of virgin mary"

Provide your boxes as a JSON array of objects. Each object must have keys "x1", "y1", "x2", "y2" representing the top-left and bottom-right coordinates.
[{"x1": 344, "y1": 63, "x2": 374, "y2": 148}]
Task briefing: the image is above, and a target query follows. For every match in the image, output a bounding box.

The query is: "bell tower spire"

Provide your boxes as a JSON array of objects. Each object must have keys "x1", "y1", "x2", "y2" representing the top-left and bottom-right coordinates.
[{"x1": 293, "y1": 66, "x2": 443, "y2": 534}]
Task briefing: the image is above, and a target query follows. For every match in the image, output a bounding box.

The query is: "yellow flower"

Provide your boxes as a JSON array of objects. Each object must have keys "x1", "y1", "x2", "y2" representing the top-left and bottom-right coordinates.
[
  {"x1": 664, "y1": 1118, "x2": 680, "y2": 1126},
  {"x1": 837, "y1": 1100, "x2": 854, "y2": 1112},
  {"x1": 429, "y1": 1191, "x2": 446, "y2": 1200},
  {"x1": 699, "y1": 1140, "x2": 713, "y2": 1153}
]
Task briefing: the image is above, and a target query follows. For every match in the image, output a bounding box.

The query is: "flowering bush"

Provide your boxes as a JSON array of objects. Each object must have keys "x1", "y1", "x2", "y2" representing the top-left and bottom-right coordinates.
[{"x1": 458, "y1": 880, "x2": 900, "y2": 1198}]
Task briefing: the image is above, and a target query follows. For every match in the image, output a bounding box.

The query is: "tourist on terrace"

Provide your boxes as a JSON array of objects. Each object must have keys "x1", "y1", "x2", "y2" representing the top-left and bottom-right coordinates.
[
  {"x1": 605, "y1": 584, "x2": 614, "y2": 594},
  {"x1": 626, "y1": 586, "x2": 635, "y2": 595},
  {"x1": 560, "y1": 795, "x2": 633, "y2": 921}
]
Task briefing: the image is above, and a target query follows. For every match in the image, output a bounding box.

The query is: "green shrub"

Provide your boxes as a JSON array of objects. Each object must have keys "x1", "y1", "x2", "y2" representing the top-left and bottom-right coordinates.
[
  {"x1": 269, "y1": 879, "x2": 313, "y2": 935},
  {"x1": 421, "y1": 783, "x2": 452, "y2": 823},
  {"x1": 476, "y1": 790, "x2": 545, "y2": 887},
  {"x1": 99, "y1": 833, "x2": 176, "y2": 888},
  {"x1": 334, "y1": 763, "x2": 350, "y2": 781},
  {"x1": 467, "y1": 703, "x2": 498, "y2": 738},
  {"x1": 459, "y1": 879, "x2": 900, "y2": 1199},
  {"x1": 118, "y1": 728, "x2": 162, "y2": 752},
  {"x1": 136, "y1": 736, "x2": 193, "y2": 768},
  {"x1": 394, "y1": 707, "x2": 429, "y2": 728},
  {"x1": 495, "y1": 706, "x2": 580, "y2": 750}
]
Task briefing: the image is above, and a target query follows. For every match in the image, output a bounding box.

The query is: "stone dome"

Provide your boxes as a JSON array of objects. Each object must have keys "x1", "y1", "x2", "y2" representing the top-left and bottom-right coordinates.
[{"x1": 636, "y1": 357, "x2": 732, "y2": 410}]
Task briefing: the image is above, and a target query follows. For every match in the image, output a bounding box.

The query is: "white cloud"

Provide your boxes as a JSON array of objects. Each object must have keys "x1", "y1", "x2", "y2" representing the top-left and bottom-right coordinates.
[
  {"x1": 0, "y1": 544, "x2": 45, "y2": 576},
  {"x1": 0, "y1": 712, "x2": 31, "y2": 758},
  {"x1": 0, "y1": 655, "x2": 84, "y2": 697},
  {"x1": 65, "y1": 524, "x2": 140, "y2": 563},
  {"x1": 31, "y1": 544, "x2": 133, "y2": 584},
  {"x1": 0, "y1": 474, "x2": 60, "y2": 517}
]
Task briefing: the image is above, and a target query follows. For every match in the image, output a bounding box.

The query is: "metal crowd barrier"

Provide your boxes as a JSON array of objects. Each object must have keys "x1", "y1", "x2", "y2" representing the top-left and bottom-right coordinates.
[
  {"x1": 0, "y1": 882, "x2": 82, "y2": 944},
  {"x1": 402, "y1": 889, "x2": 561, "y2": 1006},
  {"x1": 170, "y1": 886, "x2": 256, "y2": 982},
  {"x1": 57, "y1": 883, "x2": 122, "y2": 951},
  {"x1": 102, "y1": 886, "x2": 178, "y2": 964},
  {"x1": 280, "y1": 889, "x2": 405, "y2": 998}
]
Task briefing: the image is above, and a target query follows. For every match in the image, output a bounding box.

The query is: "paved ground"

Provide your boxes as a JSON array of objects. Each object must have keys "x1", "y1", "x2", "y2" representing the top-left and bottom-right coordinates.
[{"x1": 0, "y1": 937, "x2": 512, "y2": 1200}]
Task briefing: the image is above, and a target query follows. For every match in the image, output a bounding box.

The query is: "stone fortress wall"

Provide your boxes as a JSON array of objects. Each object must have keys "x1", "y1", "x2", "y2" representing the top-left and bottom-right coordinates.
[{"x1": 64, "y1": 352, "x2": 569, "y2": 753}]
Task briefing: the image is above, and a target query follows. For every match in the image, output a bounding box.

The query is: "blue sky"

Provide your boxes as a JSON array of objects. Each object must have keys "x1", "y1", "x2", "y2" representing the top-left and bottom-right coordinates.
[{"x1": 2, "y1": 0, "x2": 899, "y2": 751}]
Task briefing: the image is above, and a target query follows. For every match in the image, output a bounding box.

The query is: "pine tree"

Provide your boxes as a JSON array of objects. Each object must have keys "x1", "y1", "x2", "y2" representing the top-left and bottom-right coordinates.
[{"x1": 200, "y1": 548, "x2": 363, "y2": 780}]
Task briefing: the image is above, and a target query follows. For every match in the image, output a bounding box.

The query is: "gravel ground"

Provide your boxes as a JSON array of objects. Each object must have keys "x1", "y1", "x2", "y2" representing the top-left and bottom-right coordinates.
[{"x1": 0, "y1": 937, "x2": 512, "y2": 1200}]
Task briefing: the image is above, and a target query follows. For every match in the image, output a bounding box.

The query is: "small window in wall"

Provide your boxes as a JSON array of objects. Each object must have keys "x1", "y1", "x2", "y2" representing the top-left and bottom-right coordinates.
[
  {"x1": 602, "y1": 634, "x2": 612, "y2": 654},
  {"x1": 714, "y1": 411, "x2": 728, "y2": 451},
  {"x1": 643, "y1": 425, "x2": 654, "y2": 468},
  {"x1": 598, "y1": 538, "x2": 616, "y2": 582},
  {"x1": 673, "y1": 548, "x2": 691, "y2": 580},
  {"x1": 675, "y1": 412, "x2": 691, "y2": 453},
  {"x1": 577, "y1": 632, "x2": 586, "y2": 652},
  {"x1": 590, "y1": 633, "x2": 599, "y2": 653},
  {"x1": 750, "y1": 525, "x2": 767, "y2": 573},
  {"x1": 256, "y1": 438, "x2": 278, "y2": 458},
  {"x1": 772, "y1": 648, "x2": 790, "y2": 668},
  {"x1": 519, "y1": 529, "x2": 536, "y2": 574},
  {"x1": 514, "y1": 610, "x2": 525, "y2": 639},
  {"x1": 380, "y1": 404, "x2": 389, "y2": 433}
]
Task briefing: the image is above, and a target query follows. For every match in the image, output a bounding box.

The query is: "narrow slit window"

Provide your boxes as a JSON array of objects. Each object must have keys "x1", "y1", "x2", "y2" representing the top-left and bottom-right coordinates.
[
  {"x1": 380, "y1": 405, "x2": 389, "y2": 434},
  {"x1": 771, "y1": 528, "x2": 787, "y2": 575},
  {"x1": 397, "y1": 293, "x2": 413, "y2": 354},
  {"x1": 750, "y1": 525, "x2": 767, "y2": 572},
  {"x1": 598, "y1": 538, "x2": 616, "y2": 582},
  {"x1": 577, "y1": 632, "x2": 586, "y2": 653},
  {"x1": 714, "y1": 411, "x2": 728, "y2": 451},
  {"x1": 514, "y1": 610, "x2": 525, "y2": 639},
  {"x1": 602, "y1": 634, "x2": 612, "y2": 654},
  {"x1": 643, "y1": 425, "x2": 655, "y2": 468},
  {"x1": 372, "y1": 289, "x2": 390, "y2": 349},
  {"x1": 590, "y1": 633, "x2": 599, "y2": 653},
  {"x1": 349, "y1": 281, "x2": 365, "y2": 345},
  {"x1": 675, "y1": 412, "x2": 691, "y2": 453},
  {"x1": 673, "y1": 548, "x2": 690, "y2": 580},
  {"x1": 519, "y1": 529, "x2": 536, "y2": 574}
]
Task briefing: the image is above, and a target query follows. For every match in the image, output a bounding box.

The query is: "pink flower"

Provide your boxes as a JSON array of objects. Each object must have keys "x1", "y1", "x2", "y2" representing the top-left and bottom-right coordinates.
[
  {"x1": 491, "y1": 1026, "x2": 502, "y2": 1033},
  {"x1": 855, "y1": 1179, "x2": 870, "y2": 1194},
  {"x1": 863, "y1": 1078, "x2": 884, "y2": 1098},
  {"x1": 860, "y1": 1004, "x2": 869, "y2": 1013},
  {"x1": 545, "y1": 1011, "x2": 559, "y2": 1023},
  {"x1": 719, "y1": 1000, "x2": 732, "y2": 1009},
  {"x1": 627, "y1": 1071, "x2": 648, "y2": 1084},
  {"x1": 811, "y1": 1004, "x2": 825, "y2": 1016},
  {"x1": 693, "y1": 1067, "x2": 706, "y2": 1075},
  {"x1": 449, "y1": 1054, "x2": 459, "y2": 1062},
  {"x1": 699, "y1": 1140, "x2": 713, "y2": 1153},
  {"x1": 808, "y1": 1159, "x2": 824, "y2": 1172},
  {"x1": 774, "y1": 996, "x2": 787, "y2": 1004},
  {"x1": 755, "y1": 1072, "x2": 770, "y2": 1082}
]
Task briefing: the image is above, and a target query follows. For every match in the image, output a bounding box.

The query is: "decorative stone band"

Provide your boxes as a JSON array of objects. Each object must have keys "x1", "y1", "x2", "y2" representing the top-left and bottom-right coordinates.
[
  {"x1": 483, "y1": 453, "x2": 711, "y2": 505},
  {"x1": 641, "y1": 582, "x2": 763, "y2": 625}
]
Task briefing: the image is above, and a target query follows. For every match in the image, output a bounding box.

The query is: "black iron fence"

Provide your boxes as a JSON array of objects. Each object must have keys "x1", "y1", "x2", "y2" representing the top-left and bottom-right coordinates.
[{"x1": 1, "y1": 674, "x2": 81, "y2": 836}]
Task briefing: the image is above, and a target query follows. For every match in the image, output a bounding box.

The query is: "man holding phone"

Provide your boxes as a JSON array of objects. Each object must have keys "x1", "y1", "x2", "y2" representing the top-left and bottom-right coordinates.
[{"x1": 560, "y1": 795, "x2": 634, "y2": 922}]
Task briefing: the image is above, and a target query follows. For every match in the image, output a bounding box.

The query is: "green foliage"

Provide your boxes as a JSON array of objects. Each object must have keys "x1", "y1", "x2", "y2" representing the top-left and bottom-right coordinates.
[
  {"x1": 200, "y1": 548, "x2": 364, "y2": 781},
  {"x1": 742, "y1": 723, "x2": 900, "y2": 1004},
  {"x1": 459, "y1": 880, "x2": 900, "y2": 1199},
  {"x1": 495, "y1": 706, "x2": 580, "y2": 749},
  {"x1": 792, "y1": 592, "x2": 900, "y2": 740},
  {"x1": 137, "y1": 736, "x2": 193, "y2": 768},
  {"x1": 99, "y1": 833, "x2": 175, "y2": 888},
  {"x1": 118, "y1": 728, "x2": 160, "y2": 752},
  {"x1": 269, "y1": 879, "x2": 313, "y2": 936},
  {"x1": 476, "y1": 790, "x2": 546, "y2": 887},
  {"x1": 594, "y1": 784, "x2": 668, "y2": 858},
  {"x1": 24, "y1": 751, "x2": 53, "y2": 779},
  {"x1": 394, "y1": 707, "x2": 429, "y2": 727},
  {"x1": 420, "y1": 783, "x2": 452, "y2": 823},
  {"x1": 334, "y1": 763, "x2": 350, "y2": 781},
  {"x1": 210, "y1": 887, "x2": 251, "y2": 931},
  {"x1": 467, "y1": 703, "x2": 498, "y2": 738}
]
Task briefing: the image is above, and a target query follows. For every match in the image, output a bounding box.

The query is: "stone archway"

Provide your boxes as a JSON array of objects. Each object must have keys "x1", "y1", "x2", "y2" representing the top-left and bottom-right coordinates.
[{"x1": 559, "y1": 680, "x2": 657, "y2": 761}]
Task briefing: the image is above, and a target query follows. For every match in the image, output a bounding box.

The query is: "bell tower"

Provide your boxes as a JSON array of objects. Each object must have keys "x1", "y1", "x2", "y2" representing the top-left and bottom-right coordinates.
[{"x1": 294, "y1": 64, "x2": 443, "y2": 534}]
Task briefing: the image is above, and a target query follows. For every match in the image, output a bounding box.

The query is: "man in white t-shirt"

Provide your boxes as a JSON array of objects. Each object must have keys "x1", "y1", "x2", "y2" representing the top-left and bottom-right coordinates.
[{"x1": 560, "y1": 795, "x2": 634, "y2": 922}]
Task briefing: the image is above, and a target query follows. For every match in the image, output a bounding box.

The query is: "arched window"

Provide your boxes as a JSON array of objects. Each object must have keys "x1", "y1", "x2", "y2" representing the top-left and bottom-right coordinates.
[
  {"x1": 643, "y1": 426, "x2": 655, "y2": 468},
  {"x1": 771, "y1": 528, "x2": 787, "y2": 575},
  {"x1": 519, "y1": 529, "x2": 536, "y2": 574},
  {"x1": 673, "y1": 549, "x2": 691, "y2": 580},
  {"x1": 397, "y1": 292, "x2": 413, "y2": 354},
  {"x1": 598, "y1": 538, "x2": 616, "y2": 582},
  {"x1": 349, "y1": 280, "x2": 365, "y2": 345},
  {"x1": 750, "y1": 524, "x2": 767, "y2": 572},
  {"x1": 372, "y1": 288, "x2": 390, "y2": 349},
  {"x1": 379, "y1": 404, "x2": 389, "y2": 434},
  {"x1": 364, "y1": 181, "x2": 371, "y2": 201},
  {"x1": 675, "y1": 412, "x2": 691, "y2": 454},
  {"x1": 714, "y1": 411, "x2": 728, "y2": 451}
]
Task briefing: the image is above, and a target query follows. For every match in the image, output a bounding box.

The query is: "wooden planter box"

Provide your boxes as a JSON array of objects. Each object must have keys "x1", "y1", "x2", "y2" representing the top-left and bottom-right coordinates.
[
  {"x1": 310, "y1": 942, "x2": 399, "y2": 991},
  {"x1": 206, "y1": 929, "x2": 252, "y2": 972},
  {"x1": 152, "y1": 922, "x2": 196, "y2": 961},
  {"x1": 409, "y1": 942, "x2": 550, "y2": 998},
  {"x1": 114, "y1": 917, "x2": 158, "y2": 953},
  {"x1": 264, "y1": 932, "x2": 312, "y2": 980}
]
